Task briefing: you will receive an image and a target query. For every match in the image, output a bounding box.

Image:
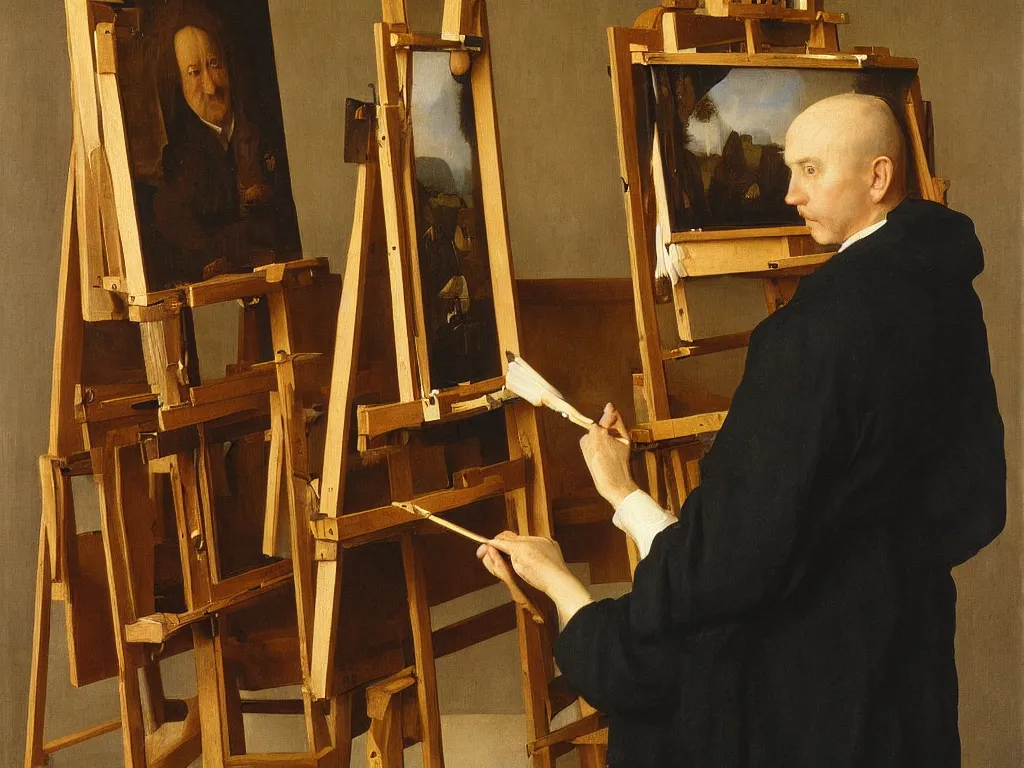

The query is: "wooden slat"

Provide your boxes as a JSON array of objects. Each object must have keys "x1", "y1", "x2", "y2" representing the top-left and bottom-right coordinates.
[
  {"x1": 76, "y1": 390, "x2": 159, "y2": 424},
  {"x1": 189, "y1": 364, "x2": 278, "y2": 407},
  {"x1": 638, "y1": 51, "x2": 918, "y2": 69},
  {"x1": 630, "y1": 411, "x2": 728, "y2": 444},
  {"x1": 312, "y1": 476, "x2": 505, "y2": 546},
  {"x1": 396, "y1": 44, "x2": 432, "y2": 398},
  {"x1": 168, "y1": 451, "x2": 212, "y2": 610},
  {"x1": 43, "y1": 718, "x2": 122, "y2": 756},
  {"x1": 905, "y1": 76, "x2": 940, "y2": 203},
  {"x1": 267, "y1": 349, "x2": 339, "y2": 753},
  {"x1": 529, "y1": 712, "x2": 608, "y2": 755},
  {"x1": 662, "y1": 331, "x2": 751, "y2": 361},
  {"x1": 124, "y1": 570, "x2": 293, "y2": 644},
  {"x1": 453, "y1": 458, "x2": 526, "y2": 490},
  {"x1": 183, "y1": 259, "x2": 329, "y2": 309},
  {"x1": 670, "y1": 240, "x2": 832, "y2": 278},
  {"x1": 158, "y1": 393, "x2": 267, "y2": 432},
  {"x1": 66, "y1": 0, "x2": 121, "y2": 321},
  {"x1": 358, "y1": 376, "x2": 507, "y2": 438},
  {"x1": 24, "y1": 527, "x2": 52, "y2": 768},
  {"x1": 262, "y1": 393, "x2": 285, "y2": 557},
  {"x1": 375, "y1": 24, "x2": 420, "y2": 402},
  {"x1": 192, "y1": 621, "x2": 228, "y2": 768},
  {"x1": 390, "y1": 32, "x2": 478, "y2": 51},
  {"x1": 609, "y1": 26, "x2": 671, "y2": 421},
  {"x1": 50, "y1": 153, "x2": 88, "y2": 458},
  {"x1": 94, "y1": 22, "x2": 146, "y2": 297},
  {"x1": 670, "y1": 225, "x2": 811, "y2": 242},
  {"x1": 93, "y1": 446, "x2": 148, "y2": 765},
  {"x1": 310, "y1": 157, "x2": 379, "y2": 700}
]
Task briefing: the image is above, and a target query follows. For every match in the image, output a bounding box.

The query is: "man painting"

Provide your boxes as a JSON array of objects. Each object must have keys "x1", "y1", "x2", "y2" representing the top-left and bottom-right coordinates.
[
  {"x1": 478, "y1": 94, "x2": 1005, "y2": 767},
  {"x1": 150, "y1": 19, "x2": 299, "y2": 289}
]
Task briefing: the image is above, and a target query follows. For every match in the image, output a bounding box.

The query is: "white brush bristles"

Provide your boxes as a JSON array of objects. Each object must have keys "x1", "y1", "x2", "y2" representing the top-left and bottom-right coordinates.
[{"x1": 505, "y1": 355, "x2": 595, "y2": 428}]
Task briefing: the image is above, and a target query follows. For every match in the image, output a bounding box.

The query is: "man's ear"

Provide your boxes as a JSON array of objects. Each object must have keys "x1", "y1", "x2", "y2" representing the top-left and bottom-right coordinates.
[{"x1": 868, "y1": 156, "x2": 894, "y2": 203}]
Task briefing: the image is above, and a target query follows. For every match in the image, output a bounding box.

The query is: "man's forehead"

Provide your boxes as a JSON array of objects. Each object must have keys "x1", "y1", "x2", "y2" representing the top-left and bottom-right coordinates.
[
  {"x1": 783, "y1": 116, "x2": 837, "y2": 164},
  {"x1": 174, "y1": 26, "x2": 220, "y2": 59}
]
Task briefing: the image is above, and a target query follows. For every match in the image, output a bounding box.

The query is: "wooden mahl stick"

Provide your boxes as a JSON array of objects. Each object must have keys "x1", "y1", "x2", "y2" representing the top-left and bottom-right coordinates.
[
  {"x1": 393, "y1": 502, "x2": 545, "y2": 624},
  {"x1": 504, "y1": 352, "x2": 631, "y2": 446}
]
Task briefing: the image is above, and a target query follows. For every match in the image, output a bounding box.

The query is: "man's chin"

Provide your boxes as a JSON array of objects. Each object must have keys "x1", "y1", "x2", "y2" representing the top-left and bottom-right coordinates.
[{"x1": 805, "y1": 222, "x2": 839, "y2": 247}]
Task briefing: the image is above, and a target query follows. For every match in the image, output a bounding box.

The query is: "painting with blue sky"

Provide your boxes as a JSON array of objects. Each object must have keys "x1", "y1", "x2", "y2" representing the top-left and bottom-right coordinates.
[{"x1": 650, "y1": 65, "x2": 914, "y2": 231}]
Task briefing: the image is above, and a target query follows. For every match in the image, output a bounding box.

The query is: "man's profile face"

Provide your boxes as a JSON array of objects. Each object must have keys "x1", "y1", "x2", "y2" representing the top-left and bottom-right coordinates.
[
  {"x1": 783, "y1": 114, "x2": 873, "y2": 246},
  {"x1": 174, "y1": 26, "x2": 232, "y2": 128}
]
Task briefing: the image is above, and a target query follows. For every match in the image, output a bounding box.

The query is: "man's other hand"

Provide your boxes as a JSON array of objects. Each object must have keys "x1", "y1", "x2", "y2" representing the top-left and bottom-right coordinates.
[
  {"x1": 581, "y1": 402, "x2": 639, "y2": 509},
  {"x1": 478, "y1": 531, "x2": 593, "y2": 628}
]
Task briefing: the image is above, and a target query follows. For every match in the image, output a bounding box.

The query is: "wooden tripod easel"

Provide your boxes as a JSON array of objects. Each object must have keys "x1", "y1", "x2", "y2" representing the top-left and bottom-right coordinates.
[
  {"x1": 304, "y1": 2, "x2": 609, "y2": 767},
  {"x1": 28, "y1": 1, "x2": 361, "y2": 765}
]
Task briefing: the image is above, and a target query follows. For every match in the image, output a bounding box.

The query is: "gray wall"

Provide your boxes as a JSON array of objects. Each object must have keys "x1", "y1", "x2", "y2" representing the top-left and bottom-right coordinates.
[{"x1": 1, "y1": 1, "x2": 1021, "y2": 765}]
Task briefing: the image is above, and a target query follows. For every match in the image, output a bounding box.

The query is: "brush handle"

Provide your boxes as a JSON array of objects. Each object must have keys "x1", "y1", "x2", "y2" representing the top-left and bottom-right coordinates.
[
  {"x1": 540, "y1": 394, "x2": 631, "y2": 445},
  {"x1": 422, "y1": 513, "x2": 490, "y2": 544},
  {"x1": 562, "y1": 410, "x2": 631, "y2": 446}
]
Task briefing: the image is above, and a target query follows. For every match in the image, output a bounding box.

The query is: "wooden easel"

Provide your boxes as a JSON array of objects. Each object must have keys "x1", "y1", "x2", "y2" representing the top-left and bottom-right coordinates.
[
  {"x1": 28, "y1": 1, "x2": 362, "y2": 765},
  {"x1": 305, "y1": 2, "x2": 603, "y2": 767}
]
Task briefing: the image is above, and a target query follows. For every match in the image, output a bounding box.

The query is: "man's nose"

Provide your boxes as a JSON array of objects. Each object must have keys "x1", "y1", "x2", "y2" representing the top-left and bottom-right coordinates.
[
  {"x1": 201, "y1": 68, "x2": 217, "y2": 95},
  {"x1": 785, "y1": 178, "x2": 805, "y2": 207}
]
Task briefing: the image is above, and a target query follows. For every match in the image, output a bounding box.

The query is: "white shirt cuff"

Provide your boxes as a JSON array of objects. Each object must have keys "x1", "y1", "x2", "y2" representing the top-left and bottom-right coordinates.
[{"x1": 612, "y1": 489, "x2": 676, "y2": 560}]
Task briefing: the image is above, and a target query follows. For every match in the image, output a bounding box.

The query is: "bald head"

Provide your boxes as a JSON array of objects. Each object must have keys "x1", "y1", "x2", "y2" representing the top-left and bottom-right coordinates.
[{"x1": 784, "y1": 94, "x2": 908, "y2": 245}]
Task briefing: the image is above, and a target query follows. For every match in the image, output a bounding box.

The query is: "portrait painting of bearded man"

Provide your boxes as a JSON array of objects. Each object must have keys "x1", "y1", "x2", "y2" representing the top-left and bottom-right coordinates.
[{"x1": 116, "y1": 0, "x2": 301, "y2": 290}]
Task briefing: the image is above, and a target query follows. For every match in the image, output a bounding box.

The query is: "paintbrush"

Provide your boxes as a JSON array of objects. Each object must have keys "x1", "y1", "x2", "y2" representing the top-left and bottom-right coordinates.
[
  {"x1": 392, "y1": 501, "x2": 489, "y2": 544},
  {"x1": 392, "y1": 501, "x2": 545, "y2": 625},
  {"x1": 504, "y1": 352, "x2": 630, "y2": 445}
]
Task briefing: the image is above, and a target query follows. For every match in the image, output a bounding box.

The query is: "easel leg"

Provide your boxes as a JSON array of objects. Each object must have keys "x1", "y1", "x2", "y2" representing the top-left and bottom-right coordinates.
[
  {"x1": 95, "y1": 445, "x2": 149, "y2": 767},
  {"x1": 24, "y1": 525, "x2": 52, "y2": 768},
  {"x1": 401, "y1": 535, "x2": 444, "y2": 768},
  {"x1": 505, "y1": 489, "x2": 555, "y2": 768},
  {"x1": 193, "y1": 621, "x2": 228, "y2": 768},
  {"x1": 309, "y1": 157, "x2": 377, "y2": 701}
]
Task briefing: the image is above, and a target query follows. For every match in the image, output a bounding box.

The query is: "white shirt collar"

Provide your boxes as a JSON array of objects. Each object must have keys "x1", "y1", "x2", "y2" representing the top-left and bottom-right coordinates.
[
  {"x1": 838, "y1": 218, "x2": 887, "y2": 252},
  {"x1": 199, "y1": 114, "x2": 235, "y2": 148}
]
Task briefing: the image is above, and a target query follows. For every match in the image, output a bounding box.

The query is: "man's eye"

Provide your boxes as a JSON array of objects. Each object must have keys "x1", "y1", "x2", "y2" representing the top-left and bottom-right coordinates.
[
  {"x1": 209, "y1": 58, "x2": 221, "y2": 68},
  {"x1": 804, "y1": 166, "x2": 817, "y2": 176},
  {"x1": 188, "y1": 66, "x2": 200, "y2": 77}
]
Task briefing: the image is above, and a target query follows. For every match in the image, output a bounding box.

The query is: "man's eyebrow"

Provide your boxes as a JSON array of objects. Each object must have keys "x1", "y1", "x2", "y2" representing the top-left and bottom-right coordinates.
[{"x1": 785, "y1": 155, "x2": 821, "y2": 167}]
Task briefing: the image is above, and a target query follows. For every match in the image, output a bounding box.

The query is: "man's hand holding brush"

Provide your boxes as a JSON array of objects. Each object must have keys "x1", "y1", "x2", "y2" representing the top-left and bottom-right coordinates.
[
  {"x1": 580, "y1": 403, "x2": 640, "y2": 509},
  {"x1": 477, "y1": 533, "x2": 593, "y2": 629},
  {"x1": 478, "y1": 402, "x2": 641, "y2": 627}
]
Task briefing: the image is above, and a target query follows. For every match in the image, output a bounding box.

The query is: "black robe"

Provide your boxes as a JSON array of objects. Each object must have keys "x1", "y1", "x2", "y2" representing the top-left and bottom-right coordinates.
[{"x1": 555, "y1": 198, "x2": 1006, "y2": 767}]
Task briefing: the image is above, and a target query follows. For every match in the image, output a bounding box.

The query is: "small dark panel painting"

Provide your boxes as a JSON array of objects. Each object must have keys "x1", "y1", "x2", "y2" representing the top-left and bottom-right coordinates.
[
  {"x1": 649, "y1": 65, "x2": 914, "y2": 231},
  {"x1": 117, "y1": 0, "x2": 301, "y2": 290},
  {"x1": 411, "y1": 52, "x2": 502, "y2": 390}
]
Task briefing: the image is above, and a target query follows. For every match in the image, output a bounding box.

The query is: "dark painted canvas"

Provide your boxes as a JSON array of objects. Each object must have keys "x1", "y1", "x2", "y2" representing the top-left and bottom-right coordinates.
[
  {"x1": 410, "y1": 51, "x2": 501, "y2": 390},
  {"x1": 117, "y1": 0, "x2": 301, "y2": 290}
]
